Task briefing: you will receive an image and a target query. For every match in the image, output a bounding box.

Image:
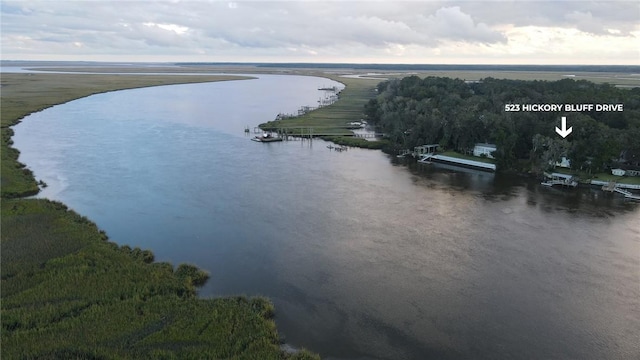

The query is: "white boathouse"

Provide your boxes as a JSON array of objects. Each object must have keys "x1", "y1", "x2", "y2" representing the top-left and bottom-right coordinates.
[{"x1": 473, "y1": 143, "x2": 497, "y2": 159}]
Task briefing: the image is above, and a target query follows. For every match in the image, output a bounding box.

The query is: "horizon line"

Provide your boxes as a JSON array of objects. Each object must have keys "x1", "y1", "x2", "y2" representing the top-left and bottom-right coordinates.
[{"x1": 2, "y1": 60, "x2": 639, "y2": 68}]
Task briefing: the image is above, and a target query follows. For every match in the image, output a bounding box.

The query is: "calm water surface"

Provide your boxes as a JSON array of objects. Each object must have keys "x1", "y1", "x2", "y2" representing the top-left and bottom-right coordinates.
[{"x1": 13, "y1": 75, "x2": 640, "y2": 360}]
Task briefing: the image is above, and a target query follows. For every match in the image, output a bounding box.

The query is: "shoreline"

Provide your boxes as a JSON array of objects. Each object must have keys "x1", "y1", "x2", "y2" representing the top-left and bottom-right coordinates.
[
  {"x1": 1, "y1": 73, "x2": 254, "y2": 198},
  {"x1": 5, "y1": 65, "x2": 637, "y2": 358},
  {"x1": 1, "y1": 72, "x2": 319, "y2": 359}
]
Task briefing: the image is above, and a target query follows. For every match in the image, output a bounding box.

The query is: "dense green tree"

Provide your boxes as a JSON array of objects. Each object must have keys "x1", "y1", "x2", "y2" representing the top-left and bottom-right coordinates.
[{"x1": 365, "y1": 76, "x2": 640, "y2": 173}]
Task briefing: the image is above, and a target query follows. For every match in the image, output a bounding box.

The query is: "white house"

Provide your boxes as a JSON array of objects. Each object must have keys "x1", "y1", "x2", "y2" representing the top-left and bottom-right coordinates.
[
  {"x1": 473, "y1": 143, "x2": 497, "y2": 159},
  {"x1": 554, "y1": 156, "x2": 571, "y2": 168},
  {"x1": 611, "y1": 168, "x2": 626, "y2": 176}
]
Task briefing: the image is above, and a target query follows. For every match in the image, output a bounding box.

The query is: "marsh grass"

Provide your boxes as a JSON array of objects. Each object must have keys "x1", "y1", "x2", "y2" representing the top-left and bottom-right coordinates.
[
  {"x1": 1, "y1": 73, "x2": 319, "y2": 359},
  {"x1": 1, "y1": 198, "x2": 317, "y2": 358},
  {"x1": 321, "y1": 135, "x2": 388, "y2": 149},
  {"x1": 5, "y1": 66, "x2": 630, "y2": 358}
]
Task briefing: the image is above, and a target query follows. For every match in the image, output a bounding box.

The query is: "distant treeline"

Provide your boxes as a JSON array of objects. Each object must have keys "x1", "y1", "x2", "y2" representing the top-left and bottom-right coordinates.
[
  {"x1": 177, "y1": 62, "x2": 640, "y2": 73},
  {"x1": 363, "y1": 76, "x2": 640, "y2": 173}
]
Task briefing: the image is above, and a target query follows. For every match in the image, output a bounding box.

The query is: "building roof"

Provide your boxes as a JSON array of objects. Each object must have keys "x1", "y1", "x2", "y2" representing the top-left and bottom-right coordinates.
[
  {"x1": 550, "y1": 172, "x2": 574, "y2": 179},
  {"x1": 475, "y1": 143, "x2": 497, "y2": 149},
  {"x1": 417, "y1": 144, "x2": 440, "y2": 147}
]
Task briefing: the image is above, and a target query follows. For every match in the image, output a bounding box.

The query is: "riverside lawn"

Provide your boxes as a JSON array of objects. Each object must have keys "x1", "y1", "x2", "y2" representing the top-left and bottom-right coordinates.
[{"x1": 1, "y1": 72, "x2": 318, "y2": 359}]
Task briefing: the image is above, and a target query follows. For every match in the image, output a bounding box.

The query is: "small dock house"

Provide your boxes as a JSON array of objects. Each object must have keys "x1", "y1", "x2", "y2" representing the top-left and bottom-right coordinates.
[
  {"x1": 413, "y1": 144, "x2": 439, "y2": 158},
  {"x1": 541, "y1": 172, "x2": 578, "y2": 188},
  {"x1": 554, "y1": 157, "x2": 571, "y2": 168},
  {"x1": 473, "y1": 143, "x2": 497, "y2": 159}
]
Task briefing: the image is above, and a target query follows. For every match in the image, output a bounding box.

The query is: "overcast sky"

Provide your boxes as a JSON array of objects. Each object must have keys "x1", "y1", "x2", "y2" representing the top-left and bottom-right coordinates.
[{"x1": 2, "y1": 0, "x2": 639, "y2": 64}]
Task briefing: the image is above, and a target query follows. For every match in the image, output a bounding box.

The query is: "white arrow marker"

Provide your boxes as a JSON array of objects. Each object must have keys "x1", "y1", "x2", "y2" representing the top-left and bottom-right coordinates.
[{"x1": 555, "y1": 116, "x2": 572, "y2": 138}]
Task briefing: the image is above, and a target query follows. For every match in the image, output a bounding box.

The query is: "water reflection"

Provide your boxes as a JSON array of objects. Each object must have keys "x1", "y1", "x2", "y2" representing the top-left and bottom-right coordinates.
[
  {"x1": 12, "y1": 76, "x2": 640, "y2": 360},
  {"x1": 401, "y1": 157, "x2": 637, "y2": 218}
]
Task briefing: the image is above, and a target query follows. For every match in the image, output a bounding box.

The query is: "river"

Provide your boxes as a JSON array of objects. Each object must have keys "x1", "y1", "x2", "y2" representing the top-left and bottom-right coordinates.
[{"x1": 13, "y1": 74, "x2": 640, "y2": 360}]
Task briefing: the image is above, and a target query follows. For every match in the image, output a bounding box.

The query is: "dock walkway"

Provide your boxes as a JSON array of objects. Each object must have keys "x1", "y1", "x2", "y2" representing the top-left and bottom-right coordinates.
[
  {"x1": 420, "y1": 154, "x2": 497, "y2": 171},
  {"x1": 600, "y1": 181, "x2": 640, "y2": 200}
]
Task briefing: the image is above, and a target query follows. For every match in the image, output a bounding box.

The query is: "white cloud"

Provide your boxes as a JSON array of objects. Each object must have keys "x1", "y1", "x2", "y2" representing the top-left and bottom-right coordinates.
[
  {"x1": 418, "y1": 6, "x2": 506, "y2": 44},
  {"x1": 565, "y1": 11, "x2": 604, "y2": 35},
  {"x1": 1, "y1": 0, "x2": 638, "y2": 64},
  {"x1": 144, "y1": 22, "x2": 189, "y2": 35}
]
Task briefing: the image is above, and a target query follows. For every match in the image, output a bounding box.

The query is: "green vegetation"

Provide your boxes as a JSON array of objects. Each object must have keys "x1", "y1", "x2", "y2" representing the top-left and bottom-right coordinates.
[
  {"x1": 1, "y1": 73, "x2": 319, "y2": 359},
  {"x1": 257, "y1": 69, "x2": 638, "y2": 152},
  {"x1": 260, "y1": 76, "x2": 380, "y2": 136},
  {"x1": 320, "y1": 135, "x2": 388, "y2": 149},
  {"x1": 364, "y1": 76, "x2": 640, "y2": 173},
  {"x1": 589, "y1": 173, "x2": 640, "y2": 185},
  {"x1": 8, "y1": 67, "x2": 635, "y2": 358}
]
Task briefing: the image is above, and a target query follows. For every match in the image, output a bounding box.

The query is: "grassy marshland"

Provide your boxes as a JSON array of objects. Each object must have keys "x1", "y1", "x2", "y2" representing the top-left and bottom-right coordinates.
[
  {"x1": 258, "y1": 75, "x2": 392, "y2": 149},
  {"x1": 320, "y1": 135, "x2": 388, "y2": 149},
  {"x1": 259, "y1": 76, "x2": 382, "y2": 138},
  {"x1": 1, "y1": 73, "x2": 318, "y2": 359}
]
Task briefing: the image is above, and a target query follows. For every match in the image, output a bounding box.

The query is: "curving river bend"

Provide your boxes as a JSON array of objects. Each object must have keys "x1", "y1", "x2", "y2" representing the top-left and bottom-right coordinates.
[{"x1": 13, "y1": 75, "x2": 640, "y2": 360}]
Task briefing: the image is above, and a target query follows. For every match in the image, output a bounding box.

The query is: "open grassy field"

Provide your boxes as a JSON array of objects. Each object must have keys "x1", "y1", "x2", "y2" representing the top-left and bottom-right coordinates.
[{"x1": 1, "y1": 72, "x2": 318, "y2": 359}]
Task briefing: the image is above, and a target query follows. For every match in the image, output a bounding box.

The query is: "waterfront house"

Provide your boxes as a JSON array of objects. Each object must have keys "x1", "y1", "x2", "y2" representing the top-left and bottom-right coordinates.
[
  {"x1": 554, "y1": 156, "x2": 571, "y2": 168},
  {"x1": 612, "y1": 168, "x2": 626, "y2": 176},
  {"x1": 473, "y1": 143, "x2": 497, "y2": 159}
]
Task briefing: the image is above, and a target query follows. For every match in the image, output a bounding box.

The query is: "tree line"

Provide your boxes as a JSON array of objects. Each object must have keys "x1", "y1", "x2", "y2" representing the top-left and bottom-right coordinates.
[{"x1": 364, "y1": 76, "x2": 640, "y2": 173}]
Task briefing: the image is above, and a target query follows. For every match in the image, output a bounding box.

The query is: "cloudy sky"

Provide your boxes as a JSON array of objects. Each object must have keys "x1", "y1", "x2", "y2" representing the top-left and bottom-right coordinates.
[{"x1": 2, "y1": 0, "x2": 639, "y2": 64}]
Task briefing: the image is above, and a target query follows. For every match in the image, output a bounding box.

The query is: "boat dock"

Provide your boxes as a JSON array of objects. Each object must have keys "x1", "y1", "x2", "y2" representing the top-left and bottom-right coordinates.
[
  {"x1": 420, "y1": 154, "x2": 497, "y2": 172},
  {"x1": 412, "y1": 144, "x2": 439, "y2": 158},
  {"x1": 251, "y1": 132, "x2": 283, "y2": 142},
  {"x1": 327, "y1": 144, "x2": 348, "y2": 152},
  {"x1": 541, "y1": 173, "x2": 578, "y2": 188},
  {"x1": 259, "y1": 126, "x2": 383, "y2": 140},
  {"x1": 599, "y1": 180, "x2": 640, "y2": 200}
]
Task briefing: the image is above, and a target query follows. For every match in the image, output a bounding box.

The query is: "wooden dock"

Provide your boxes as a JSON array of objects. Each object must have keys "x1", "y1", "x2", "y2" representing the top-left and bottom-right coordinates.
[
  {"x1": 263, "y1": 126, "x2": 383, "y2": 140},
  {"x1": 602, "y1": 181, "x2": 617, "y2": 192},
  {"x1": 601, "y1": 181, "x2": 640, "y2": 200}
]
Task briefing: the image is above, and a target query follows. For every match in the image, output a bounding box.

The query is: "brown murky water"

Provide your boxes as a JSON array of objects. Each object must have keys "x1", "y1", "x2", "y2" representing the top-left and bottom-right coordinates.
[{"x1": 14, "y1": 76, "x2": 640, "y2": 359}]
